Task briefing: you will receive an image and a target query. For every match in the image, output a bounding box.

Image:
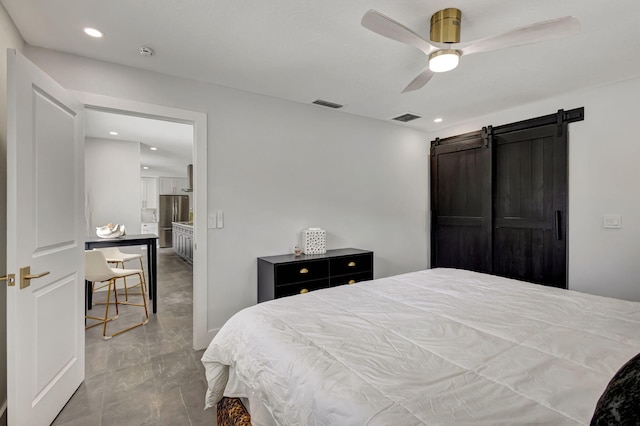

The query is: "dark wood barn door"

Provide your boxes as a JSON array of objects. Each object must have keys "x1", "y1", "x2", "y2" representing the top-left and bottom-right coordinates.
[
  {"x1": 492, "y1": 124, "x2": 567, "y2": 288},
  {"x1": 430, "y1": 109, "x2": 581, "y2": 289},
  {"x1": 431, "y1": 133, "x2": 492, "y2": 272}
]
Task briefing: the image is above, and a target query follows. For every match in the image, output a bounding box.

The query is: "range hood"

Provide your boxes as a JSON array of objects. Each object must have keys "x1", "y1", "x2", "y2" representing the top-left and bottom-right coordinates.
[{"x1": 182, "y1": 164, "x2": 193, "y2": 192}]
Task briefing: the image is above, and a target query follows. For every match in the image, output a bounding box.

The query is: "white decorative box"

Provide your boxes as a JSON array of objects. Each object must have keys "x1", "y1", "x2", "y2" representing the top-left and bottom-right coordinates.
[{"x1": 301, "y1": 228, "x2": 326, "y2": 254}]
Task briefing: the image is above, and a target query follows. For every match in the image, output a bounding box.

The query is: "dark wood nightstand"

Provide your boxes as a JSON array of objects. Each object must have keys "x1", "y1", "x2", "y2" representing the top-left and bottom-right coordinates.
[{"x1": 257, "y1": 248, "x2": 373, "y2": 302}]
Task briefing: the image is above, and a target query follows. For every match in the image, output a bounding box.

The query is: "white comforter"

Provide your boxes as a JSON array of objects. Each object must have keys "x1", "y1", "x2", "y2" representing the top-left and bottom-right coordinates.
[{"x1": 202, "y1": 268, "x2": 640, "y2": 425}]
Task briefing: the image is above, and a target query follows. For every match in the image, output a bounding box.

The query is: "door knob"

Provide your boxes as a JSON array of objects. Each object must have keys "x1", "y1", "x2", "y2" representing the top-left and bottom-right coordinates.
[{"x1": 20, "y1": 266, "x2": 50, "y2": 289}]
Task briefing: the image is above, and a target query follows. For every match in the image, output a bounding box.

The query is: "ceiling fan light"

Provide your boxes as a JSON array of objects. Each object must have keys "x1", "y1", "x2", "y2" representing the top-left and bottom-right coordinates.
[{"x1": 429, "y1": 49, "x2": 460, "y2": 73}]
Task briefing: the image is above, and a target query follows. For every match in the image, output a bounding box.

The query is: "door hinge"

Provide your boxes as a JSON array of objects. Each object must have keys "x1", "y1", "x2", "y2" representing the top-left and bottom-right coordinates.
[
  {"x1": 556, "y1": 109, "x2": 565, "y2": 137},
  {"x1": 482, "y1": 125, "x2": 493, "y2": 149}
]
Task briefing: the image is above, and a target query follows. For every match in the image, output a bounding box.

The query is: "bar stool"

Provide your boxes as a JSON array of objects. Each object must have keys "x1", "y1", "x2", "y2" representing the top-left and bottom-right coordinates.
[
  {"x1": 85, "y1": 250, "x2": 149, "y2": 339},
  {"x1": 95, "y1": 247, "x2": 147, "y2": 301}
]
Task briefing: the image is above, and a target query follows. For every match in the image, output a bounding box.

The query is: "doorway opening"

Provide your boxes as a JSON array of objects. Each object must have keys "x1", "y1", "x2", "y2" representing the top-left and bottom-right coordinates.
[
  {"x1": 84, "y1": 109, "x2": 194, "y2": 332},
  {"x1": 80, "y1": 93, "x2": 209, "y2": 349}
]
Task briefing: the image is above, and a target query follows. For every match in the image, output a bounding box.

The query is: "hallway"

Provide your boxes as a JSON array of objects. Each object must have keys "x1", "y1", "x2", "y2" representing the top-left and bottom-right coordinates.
[{"x1": 52, "y1": 249, "x2": 215, "y2": 425}]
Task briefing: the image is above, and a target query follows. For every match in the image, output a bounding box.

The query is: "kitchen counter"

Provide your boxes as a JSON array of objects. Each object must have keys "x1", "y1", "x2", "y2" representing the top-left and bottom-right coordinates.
[{"x1": 172, "y1": 221, "x2": 193, "y2": 227}]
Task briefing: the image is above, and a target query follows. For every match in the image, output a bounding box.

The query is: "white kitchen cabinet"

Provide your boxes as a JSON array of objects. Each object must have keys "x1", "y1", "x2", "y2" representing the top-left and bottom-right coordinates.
[
  {"x1": 158, "y1": 177, "x2": 188, "y2": 195},
  {"x1": 158, "y1": 177, "x2": 173, "y2": 195},
  {"x1": 140, "y1": 177, "x2": 158, "y2": 208}
]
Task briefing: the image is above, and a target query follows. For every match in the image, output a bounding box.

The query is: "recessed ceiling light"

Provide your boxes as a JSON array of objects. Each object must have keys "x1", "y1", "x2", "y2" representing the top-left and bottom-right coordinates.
[
  {"x1": 143, "y1": 166, "x2": 149, "y2": 170},
  {"x1": 150, "y1": 147, "x2": 158, "y2": 151},
  {"x1": 434, "y1": 118, "x2": 443, "y2": 123},
  {"x1": 109, "y1": 131, "x2": 118, "y2": 135},
  {"x1": 84, "y1": 27, "x2": 104, "y2": 38}
]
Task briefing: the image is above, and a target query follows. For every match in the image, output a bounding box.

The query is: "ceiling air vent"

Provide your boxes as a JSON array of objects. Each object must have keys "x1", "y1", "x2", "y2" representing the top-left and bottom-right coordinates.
[
  {"x1": 312, "y1": 99, "x2": 344, "y2": 109},
  {"x1": 392, "y1": 113, "x2": 422, "y2": 122}
]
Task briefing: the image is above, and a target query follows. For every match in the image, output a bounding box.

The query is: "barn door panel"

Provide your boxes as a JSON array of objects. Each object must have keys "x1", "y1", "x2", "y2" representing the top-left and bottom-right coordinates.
[
  {"x1": 493, "y1": 123, "x2": 567, "y2": 288},
  {"x1": 431, "y1": 133, "x2": 492, "y2": 272}
]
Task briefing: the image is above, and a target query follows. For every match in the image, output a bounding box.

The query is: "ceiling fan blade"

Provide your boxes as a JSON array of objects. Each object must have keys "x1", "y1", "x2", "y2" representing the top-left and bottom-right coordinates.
[
  {"x1": 402, "y1": 67, "x2": 434, "y2": 93},
  {"x1": 362, "y1": 9, "x2": 436, "y2": 54},
  {"x1": 460, "y1": 16, "x2": 580, "y2": 56}
]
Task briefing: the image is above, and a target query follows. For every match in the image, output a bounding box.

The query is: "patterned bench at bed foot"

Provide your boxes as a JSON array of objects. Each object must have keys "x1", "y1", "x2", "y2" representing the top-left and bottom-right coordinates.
[{"x1": 217, "y1": 397, "x2": 252, "y2": 426}]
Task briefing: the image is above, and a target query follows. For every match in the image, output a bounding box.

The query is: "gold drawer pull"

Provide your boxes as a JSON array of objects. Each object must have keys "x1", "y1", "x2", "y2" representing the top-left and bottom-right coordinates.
[
  {"x1": 299, "y1": 268, "x2": 309, "y2": 274},
  {"x1": 348, "y1": 280, "x2": 356, "y2": 284},
  {"x1": 300, "y1": 288, "x2": 309, "y2": 294},
  {"x1": 348, "y1": 261, "x2": 356, "y2": 267}
]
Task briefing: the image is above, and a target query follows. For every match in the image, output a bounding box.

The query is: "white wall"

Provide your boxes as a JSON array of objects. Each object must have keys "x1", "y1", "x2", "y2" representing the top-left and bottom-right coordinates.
[
  {"x1": 0, "y1": 3, "x2": 24, "y2": 422},
  {"x1": 426, "y1": 77, "x2": 640, "y2": 302},
  {"x1": 85, "y1": 137, "x2": 141, "y2": 243},
  {"x1": 25, "y1": 46, "x2": 430, "y2": 336}
]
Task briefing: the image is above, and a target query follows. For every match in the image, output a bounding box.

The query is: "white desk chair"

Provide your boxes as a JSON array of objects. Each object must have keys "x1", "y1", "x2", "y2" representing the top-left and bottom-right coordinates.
[
  {"x1": 95, "y1": 247, "x2": 147, "y2": 301},
  {"x1": 85, "y1": 250, "x2": 149, "y2": 339}
]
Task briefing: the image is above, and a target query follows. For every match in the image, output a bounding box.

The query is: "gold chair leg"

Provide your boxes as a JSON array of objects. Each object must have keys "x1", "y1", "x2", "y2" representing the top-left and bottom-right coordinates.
[
  {"x1": 85, "y1": 280, "x2": 119, "y2": 334},
  {"x1": 116, "y1": 259, "x2": 146, "y2": 302},
  {"x1": 85, "y1": 278, "x2": 118, "y2": 340},
  {"x1": 108, "y1": 272, "x2": 149, "y2": 338},
  {"x1": 91, "y1": 280, "x2": 120, "y2": 315},
  {"x1": 123, "y1": 274, "x2": 129, "y2": 301},
  {"x1": 139, "y1": 272, "x2": 149, "y2": 319},
  {"x1": 138, "y1": 257, "x2": 147, "y2": 293},
  {"x1": 113, "y1": 277, "x2": 119, "y2": 315},
  {"x1": 116, "y1": 260, "x2": 129, "y2": 301},
  {"x1": 113, "y1": 273, "x2": 149, "y2": 316}
]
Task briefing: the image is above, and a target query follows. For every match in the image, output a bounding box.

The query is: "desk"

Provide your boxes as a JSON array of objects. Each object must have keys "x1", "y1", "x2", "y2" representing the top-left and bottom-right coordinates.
[{"x1": 85, "y1": 234, "x2": 159, "y2": 313}]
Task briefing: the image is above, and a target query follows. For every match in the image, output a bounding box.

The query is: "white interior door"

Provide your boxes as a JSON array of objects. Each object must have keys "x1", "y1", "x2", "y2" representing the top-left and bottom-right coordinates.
[{"x1": 6, "y1": 49, "x2": 85, "y2": 425}]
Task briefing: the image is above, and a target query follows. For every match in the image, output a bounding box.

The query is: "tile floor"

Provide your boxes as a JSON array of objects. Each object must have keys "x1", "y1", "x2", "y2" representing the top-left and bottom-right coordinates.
[{"x1": 52, "y1": 248, "x2": 216, "y2": 426}]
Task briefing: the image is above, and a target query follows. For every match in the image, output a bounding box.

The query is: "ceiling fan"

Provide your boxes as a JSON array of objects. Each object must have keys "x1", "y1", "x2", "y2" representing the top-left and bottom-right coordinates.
[{"x1": 361, "y1": 8, "x2": 580, "y2": 93}]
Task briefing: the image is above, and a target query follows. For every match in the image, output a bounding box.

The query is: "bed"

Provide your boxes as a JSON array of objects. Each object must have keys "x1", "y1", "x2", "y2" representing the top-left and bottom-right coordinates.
[{"x1": 201, "y1": 268, "x2": 640, "y2": 425}]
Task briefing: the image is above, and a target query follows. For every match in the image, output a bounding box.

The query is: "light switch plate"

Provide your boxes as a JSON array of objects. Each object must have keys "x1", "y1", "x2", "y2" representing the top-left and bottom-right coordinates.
[
  {"x1": 208, "y1": 214, "x2": 217, "y2": 229},
  {"x1": 216, "y1": 211, "x2": 224, "y2": 228},
  {"x1": 603, "y1": 214, "x2": 622, "y2": 229}
]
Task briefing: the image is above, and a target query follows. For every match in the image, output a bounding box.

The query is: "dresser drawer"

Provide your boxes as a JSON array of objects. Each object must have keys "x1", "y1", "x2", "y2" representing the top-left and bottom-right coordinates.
[
  {"x1": 330, "y1": 271, "x2": 373, "y2": 287},
  {"x1": 258, "y1": 248, "x2": 373, "y2": 302},
  {"x1": 275, "y1": 259, "x2": 329, "y2": 285},
  {"x1": 275, "y1": 279, "x2": 330, "y2": 298},
  {"x1": 330, "y1": 253, "x2": 372, "y2": 276}
]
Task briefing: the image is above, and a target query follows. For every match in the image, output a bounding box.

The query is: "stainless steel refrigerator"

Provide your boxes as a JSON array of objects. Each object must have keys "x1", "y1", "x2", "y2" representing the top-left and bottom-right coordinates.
[{"x1": 159, "y1": 194, "x2": 189, "y2": 248}]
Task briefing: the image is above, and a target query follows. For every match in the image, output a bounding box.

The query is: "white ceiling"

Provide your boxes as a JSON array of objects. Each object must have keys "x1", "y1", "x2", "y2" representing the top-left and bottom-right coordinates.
[
  {"x1": 85, "y1": 109, "x2": 193, "y2": 178},
  {"x1": 3, "y1": 1, "x2": 640, "y2": 132}
]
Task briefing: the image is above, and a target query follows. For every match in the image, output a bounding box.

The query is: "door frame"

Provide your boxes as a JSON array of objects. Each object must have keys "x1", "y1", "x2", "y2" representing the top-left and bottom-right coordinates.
[{"x1": 76, "y1": 92, "x2": 211, "y2": 349}]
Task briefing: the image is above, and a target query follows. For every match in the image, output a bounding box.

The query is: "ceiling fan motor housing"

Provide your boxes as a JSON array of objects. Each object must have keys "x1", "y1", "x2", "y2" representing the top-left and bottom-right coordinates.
[{"x1": 430, "y1": 8, "x2": 461, "y2": 43}]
